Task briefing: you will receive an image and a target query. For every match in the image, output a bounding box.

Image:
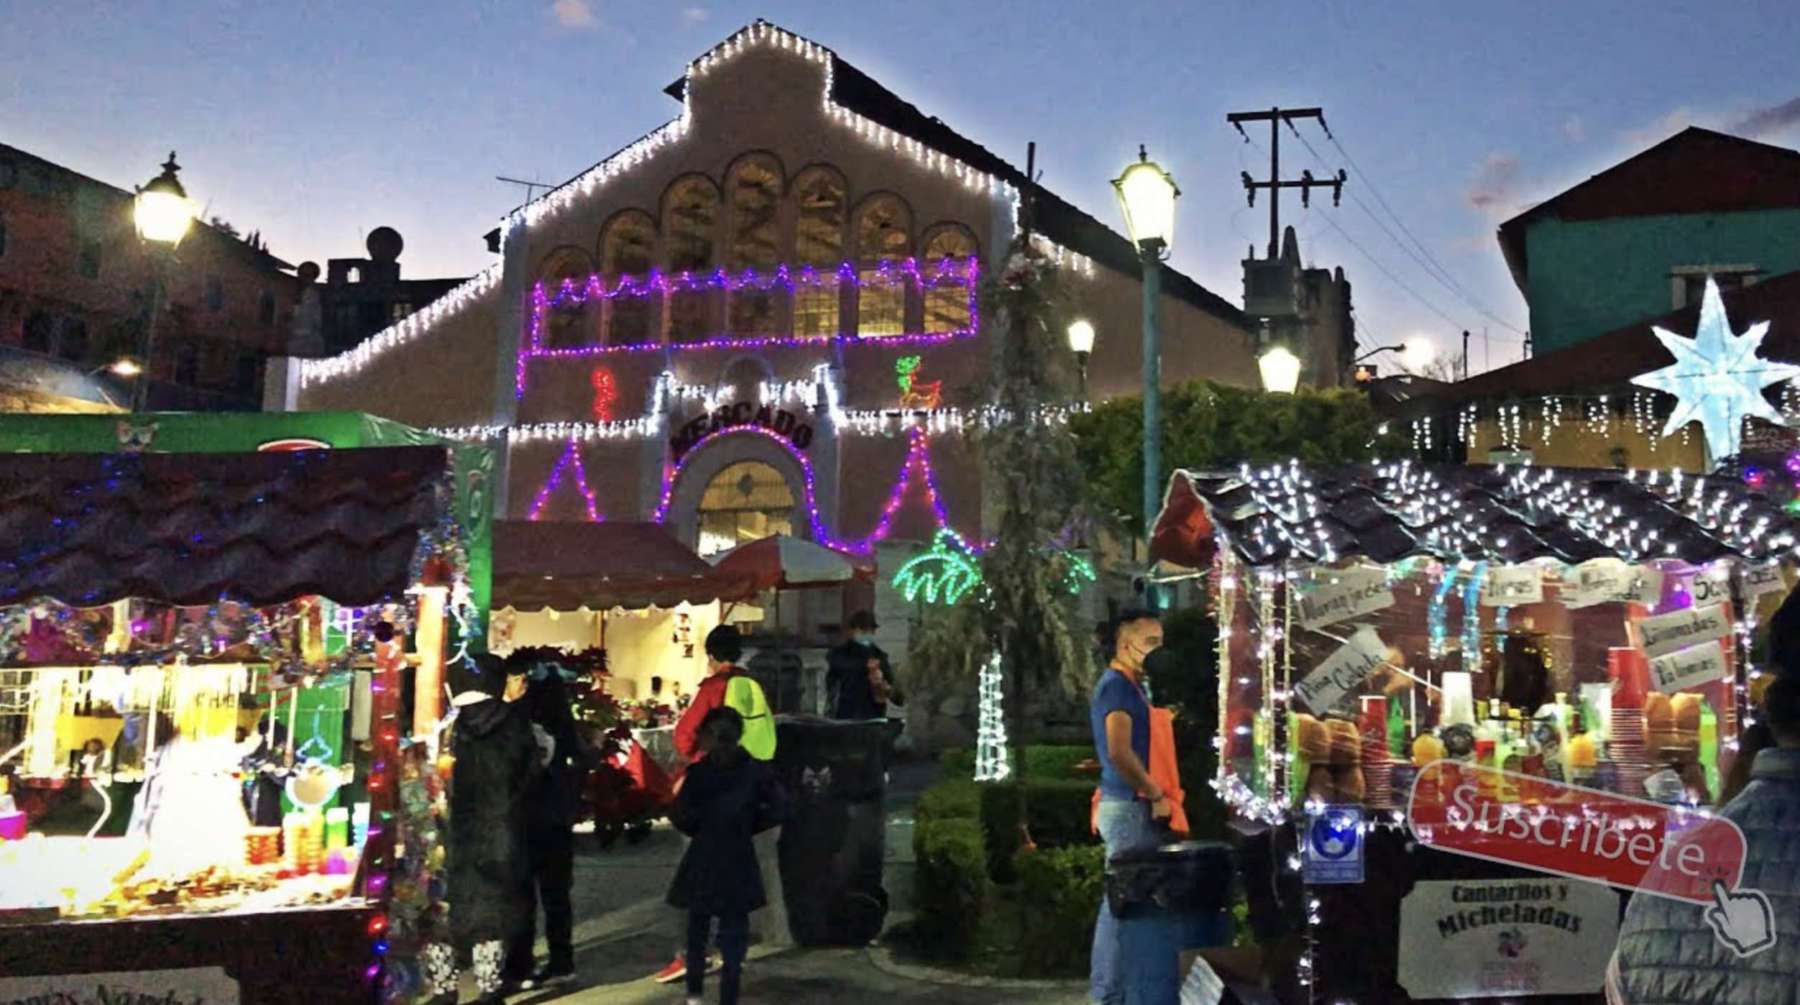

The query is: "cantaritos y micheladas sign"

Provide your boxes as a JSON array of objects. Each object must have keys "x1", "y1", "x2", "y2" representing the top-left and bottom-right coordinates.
[{"x1": 670, "y1": 401, "x2": 814, "y2": 460}]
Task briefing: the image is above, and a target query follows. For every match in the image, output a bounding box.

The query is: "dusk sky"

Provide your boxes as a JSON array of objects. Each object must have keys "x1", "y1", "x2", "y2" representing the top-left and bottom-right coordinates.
[{"x1": 7, "y1": 0, "x2": 1799, "y2": 373}]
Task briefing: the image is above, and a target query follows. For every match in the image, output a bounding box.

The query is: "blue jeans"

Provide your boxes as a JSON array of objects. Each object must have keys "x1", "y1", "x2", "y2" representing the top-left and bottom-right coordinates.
[{"x1": 1090, "y1": 797, "x2": 1158, "y2": 1004}]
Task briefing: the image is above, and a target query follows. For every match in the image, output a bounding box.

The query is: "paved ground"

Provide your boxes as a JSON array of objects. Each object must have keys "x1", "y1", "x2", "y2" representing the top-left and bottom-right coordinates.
[{"x1": 496, "y1": 759, "x2": 1090, "y2": 1005}]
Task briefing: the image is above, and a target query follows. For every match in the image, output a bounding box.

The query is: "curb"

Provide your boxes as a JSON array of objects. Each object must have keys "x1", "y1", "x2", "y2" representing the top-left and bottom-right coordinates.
[{"x1": 863, "y1": 941, "x2": 1087, "y2": 992}]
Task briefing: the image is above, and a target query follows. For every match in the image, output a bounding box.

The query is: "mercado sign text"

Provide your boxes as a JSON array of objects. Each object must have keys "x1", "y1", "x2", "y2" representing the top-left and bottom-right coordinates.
[{"x1": 670, "y1": 401, "x2": 815, "y2": 460}]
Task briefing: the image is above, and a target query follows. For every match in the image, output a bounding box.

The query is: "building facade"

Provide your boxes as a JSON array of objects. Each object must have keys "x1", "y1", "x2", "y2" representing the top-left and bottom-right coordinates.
[
  {"x1": 0, "y1": 143, "x2": 302, "y2": 411},
  {"x1": 282, "y1": 21, "x2": 1262, "y2": 573},
  {"x1": 310, "y1": 226, "x2": 469, "y2": 356},
  {"x1": 1498, "y1": 127, "x2": 1800, "y2": 356}
]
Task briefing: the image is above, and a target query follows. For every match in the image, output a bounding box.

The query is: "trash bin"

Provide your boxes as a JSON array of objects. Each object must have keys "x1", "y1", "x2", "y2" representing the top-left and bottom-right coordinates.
[
  {"x1": 1106, "y1": 840, "x2": 1236, "y2": 1005},
  {"x1": 772, "y1": 715, "x2": 899, "y2": 946}
]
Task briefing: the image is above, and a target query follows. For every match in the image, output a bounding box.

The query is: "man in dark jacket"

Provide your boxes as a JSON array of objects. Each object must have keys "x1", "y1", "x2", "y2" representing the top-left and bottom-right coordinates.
[
  {"x1": 507, "y1": 667, "x2": 594, "y2": 990},
  {"x1": 425, "y1": 654, "x2": 538, "y2": 1005},
  {"x1": 1614, "y1": 672, "x2": 1800, "y2": 1003},
  {"x1": 826, "y1": 611, "x2": 902, "y2": 721}
]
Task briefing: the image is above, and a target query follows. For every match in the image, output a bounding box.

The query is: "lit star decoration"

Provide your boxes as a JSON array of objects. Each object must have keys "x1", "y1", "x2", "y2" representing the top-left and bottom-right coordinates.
[
  {"x1": 528, "y1": 440, "x2": 603, "y2": 522},
  {"x1": 1630, "y1": 276, "x2": 1800, "y2": 463}
]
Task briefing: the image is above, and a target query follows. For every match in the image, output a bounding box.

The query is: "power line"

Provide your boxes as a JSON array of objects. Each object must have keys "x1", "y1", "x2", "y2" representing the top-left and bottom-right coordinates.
[{"x1": 1323, "y1": 131, "x2": 1528, "y2": 336}]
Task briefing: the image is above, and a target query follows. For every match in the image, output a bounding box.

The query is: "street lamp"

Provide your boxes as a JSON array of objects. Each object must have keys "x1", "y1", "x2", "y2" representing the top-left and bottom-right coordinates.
[
  {"x1": 1066, "y1": 319, "x2": 1095, "y2": 399},
  {"x1": 1258, "y1": 344, "x2": 1302, "y2": 394},
  {"x1": 1113, "y1": 147, "x2": 1178, "y2": 592},
  {"x1": 1354, "y1": 338, "x2": 1435, "y2": 372},
  {"x1": 130, "y1": 152, "x2": 195, "y2": 412}
]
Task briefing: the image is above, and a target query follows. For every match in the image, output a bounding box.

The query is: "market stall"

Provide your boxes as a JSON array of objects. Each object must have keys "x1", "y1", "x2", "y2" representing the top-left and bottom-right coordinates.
[
  {"x1": 0, "y1": 442, "x2": 484, "y2": 1004},
  {"x1": 1150, "y1": 460, "x2": 1795, "y2": 1004}
]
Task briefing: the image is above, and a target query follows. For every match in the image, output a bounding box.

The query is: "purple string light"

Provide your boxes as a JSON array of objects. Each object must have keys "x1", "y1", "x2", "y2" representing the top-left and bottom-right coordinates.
[
  {"x1": 652, "y1": 426, "x2": 952, "y2": 555},
  {"x1": 528, "y1": 440, "x2": 603, "y2": 522},
  {"x1": 515, "y1": 257, "x2": 979, "y2": 396}
]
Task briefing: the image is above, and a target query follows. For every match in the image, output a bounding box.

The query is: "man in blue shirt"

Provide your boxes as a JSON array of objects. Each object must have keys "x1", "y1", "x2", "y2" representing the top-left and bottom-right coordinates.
[{"x1": 1089, "y1": 609, "x2": 1172, "y2": 1004}]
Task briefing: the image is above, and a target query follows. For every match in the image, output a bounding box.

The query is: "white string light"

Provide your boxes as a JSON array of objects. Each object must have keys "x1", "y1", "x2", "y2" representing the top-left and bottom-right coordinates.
[{"x1": 973, "y1": 652, "x2": 1011, "y2": 782}]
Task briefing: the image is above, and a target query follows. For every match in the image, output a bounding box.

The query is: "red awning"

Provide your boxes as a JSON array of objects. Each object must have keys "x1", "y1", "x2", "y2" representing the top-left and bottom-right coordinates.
[
  {"x1": 708, "y1": 534, "x2": 876, "y2": 592},
  {"x1": 492, "y1": 521, "x2": 756, "y2": 611}
]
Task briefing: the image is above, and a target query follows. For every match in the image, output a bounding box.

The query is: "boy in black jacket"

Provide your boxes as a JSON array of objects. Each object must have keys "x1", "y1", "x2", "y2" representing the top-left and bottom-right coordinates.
[{"x1": 667, "y1": 707, "x2": 787, "y2": 1005}]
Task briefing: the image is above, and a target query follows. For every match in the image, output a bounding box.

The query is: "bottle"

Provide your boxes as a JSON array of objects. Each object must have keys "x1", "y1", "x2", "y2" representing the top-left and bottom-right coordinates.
[
  {"x1": 1566, "y1": 707, "x2": 1598, "y2": 788},
  {"x1": 1698, "y1": 701, "x2": 1720, "y2": 802},
  {"x1": 1387, "y1": 698, "x2": 1407, "y2": 759}
]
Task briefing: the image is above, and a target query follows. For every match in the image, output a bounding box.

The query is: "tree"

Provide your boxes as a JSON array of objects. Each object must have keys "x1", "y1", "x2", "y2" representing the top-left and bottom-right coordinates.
[
  {"x1": 1070, "y1": 381, "x2": 1407, "y2": 536},
  {"x1": 909, "y1": 237, "x2": 1095, "y2": 791}
]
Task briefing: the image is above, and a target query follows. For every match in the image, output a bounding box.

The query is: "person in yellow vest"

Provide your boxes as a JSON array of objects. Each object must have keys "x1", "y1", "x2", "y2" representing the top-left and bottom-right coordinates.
[{"x1": 654, "y1": 626, "x2": 782, "y2": 984}]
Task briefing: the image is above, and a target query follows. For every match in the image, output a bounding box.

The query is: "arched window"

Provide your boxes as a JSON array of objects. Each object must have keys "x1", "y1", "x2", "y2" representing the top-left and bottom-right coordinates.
[
  {"x1": 600, "y1": 211, "x2": 657, "y2": 347},
  {"x1": 57, "y1": 318, "x2": 88, "y2": 362},
  {"x1": 726, "y1": 155, "x2": 784, "y2": 335},
  {"x1": 663, "y1": 176, "x2": 720, "y2": 342},
  {"x1": 23, "y1": 311, "x2": 53, "y2": 353},
  {"x1": 204, "y1": 277, "x2": 225, "y2": 312},
  {"x1": 854, "y1": 194, "x2": 912, "y2": 337},
  {"x1": 536, "y1": 246, "x2": 596, "y2": 349},
  {"x1": 922, "y1": 225, "x2": 978, "y2": 333},
  {"x1": 792, "y1": 166, "x2": 846, "y2": 338},
  {"x1": 257, "y1": 290, "x2": 276, "y2": 327},
  {"x1": 696, "y1": 461, "x2": 796, "y2": 557}
]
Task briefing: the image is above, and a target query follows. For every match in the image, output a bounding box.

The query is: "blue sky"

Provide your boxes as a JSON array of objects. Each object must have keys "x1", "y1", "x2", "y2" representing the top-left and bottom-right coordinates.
[{"x1": 5, "y1": 0, "x2": 1799, "y2": 373}]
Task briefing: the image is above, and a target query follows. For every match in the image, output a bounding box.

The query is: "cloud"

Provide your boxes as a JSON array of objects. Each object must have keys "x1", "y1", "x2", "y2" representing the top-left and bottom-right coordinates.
[
  {"x1": 1467, "y1": 152, "x2": 1523, "y2": 218},
  {"x1": 1621, "y1": 106, "x2": 1695, "y2": 149},
  {"x1": 681, "y1": 6, "x2": 709, "y2": 25},
  {"x1": 1729, "y1": 96, "x2": 1800, "y2": 138},
  {"x1": 1561, "y1": 115, "x2": 1585, "y2": 143},
  {"x1": 550, "y1": 0, "x2": 598, "y2": 29}
]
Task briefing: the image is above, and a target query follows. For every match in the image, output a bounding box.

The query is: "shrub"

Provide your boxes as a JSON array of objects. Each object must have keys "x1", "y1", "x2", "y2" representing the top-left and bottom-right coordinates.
[
  {"x1": 913, "y1": 816, "x2": 990, "y2": 959},
  {"x1": 940, "y1": 744, "x2": 1095, "y2": 782},
  {"x1": 938, "y1": 747, "x2": 976, "y2": 779},
  {"x1": 916, "y1": 779, "x2": 982, "y2": 822},
  {"x1": 1013, "y1": 844, "x2": 1107, "y2": 976},
  {"x1": 980, "y1": 778, "x2": 1098, "y2": 881}
]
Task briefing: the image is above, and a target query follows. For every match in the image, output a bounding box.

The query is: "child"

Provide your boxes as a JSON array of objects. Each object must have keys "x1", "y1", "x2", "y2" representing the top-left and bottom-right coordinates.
[{"x1": 666, "y1": 707, "x2": 787, "y2": 1005}]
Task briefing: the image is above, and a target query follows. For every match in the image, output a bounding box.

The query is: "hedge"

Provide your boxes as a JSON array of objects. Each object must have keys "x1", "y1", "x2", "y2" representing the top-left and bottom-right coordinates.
[
  {"x1": 1013, "y1": 843, "x2": 1107, "y2": 975},
  {"x1": 979, "y1": 779, "x2": 1097, "y2": 882},
  {"x1": 912, "y1": 816, "x2": 989, "y2": 959},
  {"x1": 915, "y1": 779, "x2": 981, "y2": 822},
  {"x1": 938, "y1": 745, "x2": 1094, "y2": 782}
]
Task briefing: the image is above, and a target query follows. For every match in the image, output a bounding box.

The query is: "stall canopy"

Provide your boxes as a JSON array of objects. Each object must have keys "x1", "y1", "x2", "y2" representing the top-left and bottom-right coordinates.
[
  {"x1": 708, "y1": 533, "x2": 877, "y2": 591},
  {"x1": 0, "y1": 446, "x2": 452, "y2": 607},
  {"x1": 1151, "y1": 460, "x2": 1800, "y2": 570},
  {"x1": 492, "y1": 521, "x2": 757, "y2": 612}
]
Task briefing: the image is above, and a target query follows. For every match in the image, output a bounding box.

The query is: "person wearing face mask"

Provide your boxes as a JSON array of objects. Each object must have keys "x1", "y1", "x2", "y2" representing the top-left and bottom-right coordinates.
[
  {"x1": 826, "y1": 611, "x2": 904, "y2": 721},
  {"x1": 1089, "y1": 609, "x2": 1173, "y2": 1005}
]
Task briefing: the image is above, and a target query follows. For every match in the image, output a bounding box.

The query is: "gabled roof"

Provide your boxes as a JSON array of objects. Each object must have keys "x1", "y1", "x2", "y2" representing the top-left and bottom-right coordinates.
[
  {"x1": 492, "y1": 520, "x2": 756, "y2": 611},
  {"x1": 656, "y1": 23, "x2": 1246, "y2": 329},
  {"x1": 1497, "y1": 127, "x2": 1800, "y2": 290},
  {"x1": 1444, "y1": 267, "x2": 1800, "y2": 403},
  {"x1": 0, "y1": 446, "x2": 451, "y2": 608}
]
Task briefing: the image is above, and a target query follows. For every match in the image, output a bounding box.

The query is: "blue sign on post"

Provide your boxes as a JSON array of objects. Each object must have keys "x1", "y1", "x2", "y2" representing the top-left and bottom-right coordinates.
[{"x1": 1303, "y1": 804, "x2": 1364, "y2": 885}]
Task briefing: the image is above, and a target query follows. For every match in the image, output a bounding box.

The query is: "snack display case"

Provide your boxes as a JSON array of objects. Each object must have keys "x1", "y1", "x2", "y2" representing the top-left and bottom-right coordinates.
[{"x1": 1150, "y1": 462, "x2": 1794, "y2": 1003}]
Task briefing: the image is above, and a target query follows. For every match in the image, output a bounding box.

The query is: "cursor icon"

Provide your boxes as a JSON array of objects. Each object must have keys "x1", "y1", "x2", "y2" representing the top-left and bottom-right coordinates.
[{"x1": 1705, "y1": 881, "x2": 1777, "y2": 958}]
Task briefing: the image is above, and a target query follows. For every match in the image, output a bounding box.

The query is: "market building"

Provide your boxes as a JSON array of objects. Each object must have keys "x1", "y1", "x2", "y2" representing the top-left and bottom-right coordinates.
[
  {"x1": 273, "y1": 21, "x2": 1352, "y2": 724},
  {"x1": 0, "y1": 143, "x2": 303, "y2": 411}
]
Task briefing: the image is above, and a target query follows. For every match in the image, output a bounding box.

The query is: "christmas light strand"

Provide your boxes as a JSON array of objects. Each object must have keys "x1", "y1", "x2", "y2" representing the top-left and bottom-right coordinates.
[
  {"x1": 528, "y1": 440, "x2": 603, "y2": 522},
  {"x1": 973, "y1": 651, "x2": 1011, "y2": 782}
]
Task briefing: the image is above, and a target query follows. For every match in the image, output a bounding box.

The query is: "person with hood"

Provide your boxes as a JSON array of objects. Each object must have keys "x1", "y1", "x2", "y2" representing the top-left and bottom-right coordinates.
[
  {"x1": 1613, "y1": 672, "x2": 1800, "y2": 1003},
  {"x1": 667, "y1": 706, "x2": 789, "y2": 1005},
  {"x1": 507, "y1": 664, "x2": 596, "y2": 990},
  {"x1": 654, "y1": 625, "x2": 781, "y2": 984},
  {"x1": 421, "y1": 654, "x2": 538, "y2": 1005}
]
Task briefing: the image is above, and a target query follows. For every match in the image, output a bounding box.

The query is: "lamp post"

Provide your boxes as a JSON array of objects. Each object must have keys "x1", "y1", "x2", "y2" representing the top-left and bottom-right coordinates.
[
  {"x1": 1352, "y1": 338, "x2": 1435, "y2": 372},
  {"x1": 1066, "y1": 319, "x2": 1095, "y2": 399},
  {"x1": 1113, "y1": 146, "x2": 1178, "y2": 604},
  {"x1": 130, "y1": 152, "x2": 195, "y2": 412}
]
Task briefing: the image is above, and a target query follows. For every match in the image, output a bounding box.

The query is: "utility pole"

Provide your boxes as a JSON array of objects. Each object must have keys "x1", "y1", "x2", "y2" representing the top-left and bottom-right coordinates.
[
  {"x1": 1228, "y1": 107, "x2": 1347, "y2": 257},
  {"x1": 1462, "y1": 330, "x2": 1470, "y2": 382}
]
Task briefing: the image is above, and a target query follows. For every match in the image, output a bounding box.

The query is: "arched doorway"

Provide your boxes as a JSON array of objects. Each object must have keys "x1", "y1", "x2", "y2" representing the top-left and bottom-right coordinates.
[{"x1": 696, "y1": 459, "x2": 796, "y2": 557}]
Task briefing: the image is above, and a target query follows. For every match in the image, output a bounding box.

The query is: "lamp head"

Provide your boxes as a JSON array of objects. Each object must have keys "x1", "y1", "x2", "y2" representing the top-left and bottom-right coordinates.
[
  {"x1": 1259, "y1": 345, "x2": 1302, "y2": 394},
  {"x1": 1112, "y1": 145, "x2": 1179, "y2": 252},
  {"x1": 134, "y1": 152, "x2": 195, "y2": 246},
  {"x1": 1066, "y1": 319, "x2": 1096, "y2": 355}
]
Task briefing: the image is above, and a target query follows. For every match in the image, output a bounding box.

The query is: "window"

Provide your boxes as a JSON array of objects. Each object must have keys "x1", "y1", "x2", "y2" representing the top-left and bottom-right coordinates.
[
  {"x1": 204, "y1": 277, "x2": 225, "y2": 312},
  {"x1": 235, "y1": 350, "x2": 262, "y2": 398},
  {"x1": 388, "y1": 301, "x2": 412, "y2": 323},
  {"x1": 1672, "y1": 266, "x2": 1760, "y2": 309},
  {"x1": 855, "y1": 194, "x2": 912, "y2": 336},
  {"x1": 536, "y1": 247, "x2": 596, "y2": 349},
  {"x1": 726, "y1": 154, "x2": 783, "y2": 334},
  {"x1": 792, "y1": 166, "x2": 846, "y2": 337},
  {"x1": 23, "y1": 311, "x2": 53, "y2": 353},
  {"x1": 663, "y1": 176, "x2": 720, "y2": 342},
  {"x1": 696, "y1": 461, "x2": 795, "y2": 558},
  {"x1": 922, "y1": 225, "x2": 978, "y2": 332},
  {"x1": 259, "y1": 290, "x2": 277, "y2": 326},
  {"x1": 77, "y1": 239, "x2": 102, "y2": 280},
  {"x1": 57, "y1": 318, "x2": 88, "y2": 362},
  {"x1": 600, "y1": 210, "x2": 656, "y2": 347}
]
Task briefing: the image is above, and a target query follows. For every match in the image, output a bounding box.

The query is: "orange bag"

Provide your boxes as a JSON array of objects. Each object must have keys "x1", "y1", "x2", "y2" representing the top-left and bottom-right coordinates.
[{"x1": 1090, "y1": 706, "x2": 1189, "y2": 837}]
